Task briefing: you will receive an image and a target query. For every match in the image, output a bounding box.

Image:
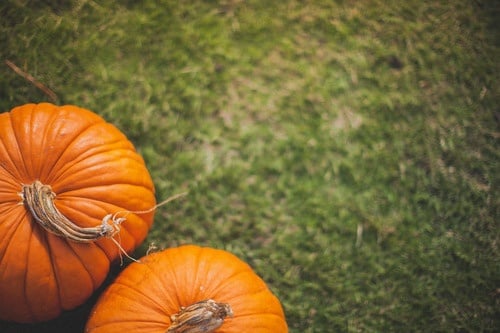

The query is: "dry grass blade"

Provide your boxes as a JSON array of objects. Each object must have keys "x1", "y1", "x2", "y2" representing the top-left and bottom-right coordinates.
[{"x1": 5, "y1": 59, "x2": 58, "y2": 102}]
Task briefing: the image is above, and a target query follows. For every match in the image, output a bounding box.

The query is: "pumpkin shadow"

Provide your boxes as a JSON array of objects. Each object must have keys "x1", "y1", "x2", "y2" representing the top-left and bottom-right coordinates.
[{"x1": 0, "y1": 261, "x2": 128, "y2": 333}]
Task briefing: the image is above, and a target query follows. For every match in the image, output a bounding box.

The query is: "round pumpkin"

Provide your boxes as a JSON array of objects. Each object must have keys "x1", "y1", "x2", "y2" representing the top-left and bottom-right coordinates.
[
  {"x1": 85, "y1": 245, "x2": 288, "y2": 332},
  {"x1": 0, "y1": 103, "x2": 156, "y2": 323}
]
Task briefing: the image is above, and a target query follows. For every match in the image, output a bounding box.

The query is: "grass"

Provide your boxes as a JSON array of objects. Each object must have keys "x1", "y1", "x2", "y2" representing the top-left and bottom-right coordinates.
[{"x1": 1, "y1": 0, "x2": 499, "y2": 332}]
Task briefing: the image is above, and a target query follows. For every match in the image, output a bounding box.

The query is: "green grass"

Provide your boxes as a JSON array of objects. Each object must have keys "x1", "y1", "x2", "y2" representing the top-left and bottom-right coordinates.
[{"x1": 1, "y1": 0, "x2": 499, "y2": 332}]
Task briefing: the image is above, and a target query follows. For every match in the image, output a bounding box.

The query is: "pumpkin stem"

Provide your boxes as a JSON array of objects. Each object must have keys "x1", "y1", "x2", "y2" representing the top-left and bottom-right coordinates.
[
  {"x1": 167, "y1": 299, "x2": 233, "y2": 333},
  {"x1": 21, "y1": 181, "x2": 117, "y2": 243}
]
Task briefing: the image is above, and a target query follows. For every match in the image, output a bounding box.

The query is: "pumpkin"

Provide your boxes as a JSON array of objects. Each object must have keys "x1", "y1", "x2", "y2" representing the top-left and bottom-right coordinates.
[
  {"x1": 85, "y1": 245, "x2": 288, "y2": 332},
  {"x1": 0, "y1": 103, "x2": 156, "y2": 323}
]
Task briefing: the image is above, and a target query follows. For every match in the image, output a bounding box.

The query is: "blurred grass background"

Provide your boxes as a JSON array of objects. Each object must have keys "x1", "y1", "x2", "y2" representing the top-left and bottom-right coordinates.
[{"x1": 1, "y1": 0, "x2": 499, "y2": 332}]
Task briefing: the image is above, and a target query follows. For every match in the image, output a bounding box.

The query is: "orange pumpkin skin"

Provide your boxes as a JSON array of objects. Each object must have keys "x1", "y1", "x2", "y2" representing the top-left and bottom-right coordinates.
[
  {"x1": 0, "y1": 103, "x2": 156, "y2": 323},
  {"x1": 85, "y1": 245, "x2": 288, "y2": 332}
]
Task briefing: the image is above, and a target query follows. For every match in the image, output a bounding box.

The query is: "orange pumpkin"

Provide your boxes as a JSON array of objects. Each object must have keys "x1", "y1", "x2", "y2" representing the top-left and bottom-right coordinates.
[
  {"x1": 85, "y1": 245, "x2": 288, "y2": 332},
  {"x1": 0, "y1": 103, "x2": 156, "y2": 323}
]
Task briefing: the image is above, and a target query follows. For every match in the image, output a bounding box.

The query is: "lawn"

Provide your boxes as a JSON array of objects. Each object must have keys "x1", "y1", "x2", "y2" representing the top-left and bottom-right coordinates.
[{"x1": 0, "y1": 0, "x2": 498, "y2": 332}]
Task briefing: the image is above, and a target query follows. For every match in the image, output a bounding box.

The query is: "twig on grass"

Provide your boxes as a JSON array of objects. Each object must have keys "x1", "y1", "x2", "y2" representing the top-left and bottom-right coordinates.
[{"x1": 5, "y1": 59, "x2": 58, "y2": 102}]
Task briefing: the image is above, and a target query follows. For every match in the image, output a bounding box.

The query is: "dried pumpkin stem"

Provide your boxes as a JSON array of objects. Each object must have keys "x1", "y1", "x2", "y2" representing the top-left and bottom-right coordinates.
[
  {"x1": 167, "y1": 299, "x2": 233, "y2": 333},
  {"x1": 22, "y1": 180, "x2": 115, "y2": 243}
]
